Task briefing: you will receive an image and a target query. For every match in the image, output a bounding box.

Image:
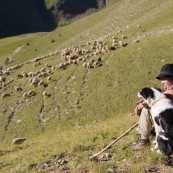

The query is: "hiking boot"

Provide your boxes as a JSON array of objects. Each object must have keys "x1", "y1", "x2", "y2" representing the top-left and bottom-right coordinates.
[{"x1": 131, "y1": 139, "x2": 150, "y2": 151}]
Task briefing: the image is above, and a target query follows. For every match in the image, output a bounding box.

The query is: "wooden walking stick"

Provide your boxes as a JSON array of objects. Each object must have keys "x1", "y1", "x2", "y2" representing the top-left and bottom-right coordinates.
[{"x1": 89, "y1": 122, "x2": 138, "y2": 159}]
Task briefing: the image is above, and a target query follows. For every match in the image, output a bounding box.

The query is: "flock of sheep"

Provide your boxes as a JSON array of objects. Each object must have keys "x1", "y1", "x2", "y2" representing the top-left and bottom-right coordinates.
[
  {"x1": 0, "y1": 26, "x2": 142, "y2": 146},
  {"x1": 0, "y1": 31, "x2": 133, "y2": 101}
]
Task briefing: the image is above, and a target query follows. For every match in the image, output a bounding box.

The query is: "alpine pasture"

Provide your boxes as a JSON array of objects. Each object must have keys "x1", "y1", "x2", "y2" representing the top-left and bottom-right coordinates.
[{"x1": 0, "y1": 0, "x2": 173, "y2": 172}]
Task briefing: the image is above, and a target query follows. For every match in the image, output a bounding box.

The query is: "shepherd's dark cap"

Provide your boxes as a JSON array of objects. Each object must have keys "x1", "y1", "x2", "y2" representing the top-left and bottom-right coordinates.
[{"x1": 156, "y1": 63, "x2": 173, "y2": 80}]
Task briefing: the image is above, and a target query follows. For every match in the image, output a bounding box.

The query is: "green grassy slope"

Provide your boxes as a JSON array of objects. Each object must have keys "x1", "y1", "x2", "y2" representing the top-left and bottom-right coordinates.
[{"x1": 0, "y1": 0, "x2": 173, "y2": 172}]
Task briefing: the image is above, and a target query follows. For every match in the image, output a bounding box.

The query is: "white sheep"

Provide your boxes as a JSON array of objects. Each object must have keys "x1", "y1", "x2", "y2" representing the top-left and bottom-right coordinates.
[
  {"x1": 33, "y1": 61, "x2": 41, "y2": 67},
  {"x1": 12, "y1": 138, "x2": 26, "y2": 145},
  {"x1": 43, "y1": 91, "x2": 47, "y2": 97},
  {"x1": 47, "y1": 76, "x2": 51, "y2": 81},
  {"x1": 14, "y1": 86, "x2": 23, "y2": 92},
  {"x1": 83, "y1": 62, "x2": 87, "y2": 68},
  {"x1": 2, "y1": 93, "x2": 10, "y2": 99},
  {"x1": 38, "y1": 80, "x2": 45, "y2": 86},
  {"x1": 87, "y1": 62, "x2": 93, "y2": 69},
  {"x1": 28, "y1": 72, "x2": 35, "y2": 77},
  {"x1": 28, "y1": 90, "x2": 36, "y2": 97},
  {"x1": 93, "y1": 61, "x2": 101, "y2": 68},
  {"x1": 23, "y1": 92, "x2": 28, "y2": 99}
]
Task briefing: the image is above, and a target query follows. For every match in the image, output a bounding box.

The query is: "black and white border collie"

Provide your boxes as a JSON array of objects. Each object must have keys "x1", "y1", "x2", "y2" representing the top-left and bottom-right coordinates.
[{"x1": 138, "y1": 87, "x2": 173, "y2": 156}]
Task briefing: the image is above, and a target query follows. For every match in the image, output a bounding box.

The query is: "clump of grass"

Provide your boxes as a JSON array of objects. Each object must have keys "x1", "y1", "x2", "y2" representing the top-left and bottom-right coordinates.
[{"x1": 51, "y1": 39, "x2": 56, "y2": 43}]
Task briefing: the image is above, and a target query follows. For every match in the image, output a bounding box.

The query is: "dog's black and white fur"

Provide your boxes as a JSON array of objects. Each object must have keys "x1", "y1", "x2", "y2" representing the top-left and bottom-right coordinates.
[{"x1": 138, "y1": 87, "x2": 173, "y2": 156}]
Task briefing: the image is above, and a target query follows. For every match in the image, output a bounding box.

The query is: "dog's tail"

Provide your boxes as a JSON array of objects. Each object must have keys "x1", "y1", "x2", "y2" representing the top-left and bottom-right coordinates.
[{"x1": 157, "y1": 132, "x2": 173, "y2": 156}]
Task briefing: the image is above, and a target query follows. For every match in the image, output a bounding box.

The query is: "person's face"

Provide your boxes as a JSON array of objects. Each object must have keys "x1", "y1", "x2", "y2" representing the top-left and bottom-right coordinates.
[{"x1": 160, "y1": 76, "x2": 173, "y2": 90}]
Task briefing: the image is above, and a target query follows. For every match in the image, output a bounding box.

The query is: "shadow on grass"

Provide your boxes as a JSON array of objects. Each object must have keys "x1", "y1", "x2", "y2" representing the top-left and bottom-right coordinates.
[{"x1": 0, "y1": 0, "x2": 56, "y2": 39}]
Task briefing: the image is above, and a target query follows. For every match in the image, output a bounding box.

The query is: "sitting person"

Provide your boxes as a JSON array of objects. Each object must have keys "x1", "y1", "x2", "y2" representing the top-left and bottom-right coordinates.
[{"x1": 131, "y1": 63, "x2": 173, "y2": 151}]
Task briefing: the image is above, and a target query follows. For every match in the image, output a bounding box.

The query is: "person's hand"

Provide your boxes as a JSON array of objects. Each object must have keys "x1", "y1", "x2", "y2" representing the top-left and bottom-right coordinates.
[
  {"x1": 134, "y1": 99, "x2": 147, "y2": 116},
  {"x1": 134, "y1": 106, "x2": 142, "y2": 116},
  {"x1": 136, "y1": 98, "x2": 144, "y2": 105}
]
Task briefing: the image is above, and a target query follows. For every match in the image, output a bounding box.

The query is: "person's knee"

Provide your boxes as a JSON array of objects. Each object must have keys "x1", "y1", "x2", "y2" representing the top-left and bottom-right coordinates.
[{"x1": 141, "y1": 108, "x2": 151, "y2": 119}]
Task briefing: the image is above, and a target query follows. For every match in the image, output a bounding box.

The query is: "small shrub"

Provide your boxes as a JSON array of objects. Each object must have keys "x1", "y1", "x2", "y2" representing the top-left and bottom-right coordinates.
[
  {"x1": 58, "y1": 20, "x2": 70, "y2": 27},
  {"x1": 51, "y1": 39, "x2": 56, "y2": 43},
  {"x1": 28, "y1": 163, "x2": 38, "y2": 170}
]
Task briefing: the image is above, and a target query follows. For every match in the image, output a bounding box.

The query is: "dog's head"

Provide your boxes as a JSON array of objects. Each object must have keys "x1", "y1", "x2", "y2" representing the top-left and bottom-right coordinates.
[{"x1": 137, "y1": 87, "x2": 162, "y2": 107}]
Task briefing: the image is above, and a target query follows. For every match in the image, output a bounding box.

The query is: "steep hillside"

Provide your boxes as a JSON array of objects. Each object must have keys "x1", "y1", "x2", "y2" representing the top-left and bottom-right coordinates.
[{"x1": 0, "y1": 0, "x2": 173, "y2": 172}]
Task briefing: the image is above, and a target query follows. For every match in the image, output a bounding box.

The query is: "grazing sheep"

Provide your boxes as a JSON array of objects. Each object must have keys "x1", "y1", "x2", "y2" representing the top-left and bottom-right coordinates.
[
  {"x1": 3, "y1": 70, "x2": 11, "y2": 76},
  {"x1": 38, "y1": 80, "x2": 45, "y2": 86},
  {"x1": 0, "y1": 76, "x2": 5, "y2": 82},
  {"x1": 87, "y1": 62, "x2": 93, "y2": 69},
  {"x1": 72, "y1": 59, "x2": 78, "y2": 65},
  {"x1": 83, "y1": 62, "x2": 87, "y2": 68},
  {"x1": 37, "y1": 73, "x2": 43, "y2": 78},
  {"x1": 40, "y1": 72, "x2": 48, "y2": 78},
  {"x1": 57, "y1": 63, "x2": 66, "y2": 70},
  {"x1": 43, "y1": 91, "x2": 47, "y2": 97},
  {"x1": 28, "y1": 72, "x2": 35, "y2": 77},
  {"x1": 45, "y1": 63, "x2": 52, "y2": 68},
  {"x1": 22, "y1": 71, "x2": 28, "y2": 77},
  {"x1": 23, "y1": 92, "x2": 28, "y2": 99},
  {"x1": 42, "y1": 91, "x2": 51, "y2": 97},
  {"x1": 132, "y1": 38, "x2": 140, "y2": 43},
  {"x1": 33, "y1": 61, "x2": 41, "y2": 67},
  {"x1": 15, "y1": 86, "x2": 23, "y2": 92},
  {"x1": 97, "y1": 57, "x2": 102, "y2": 62},
  {"x1": 51, "y1": 66, "x2": 56, "y2": 71},
  {"x1": 47, "y1": 76, "x2": 51, "y2": 81},
  {"x1": 93, "y1": 60, "x2": 101, "y2": 68},
  {"x1": 2, "y1": 93, "x2": 10, "y2": 99},
  {"x1": 28, "y1": 90, "x2": 36, "y2": 97},
  {"x1": 137, "y1": 24, "x2": 141, "y2": 28},
  {"x1": 17, "y1": 74, "x2": 23, "y2": 78},
  {"x1": 29, "y1": 78, "x2": 39, "y2": 87},
  {"x1": 89, "y1": 59, "x2": 95, "y2": 63},
  {"x1": 12, "y1": 138, "x2": 26, "y2": 145},
  {"x1": 82, "y1": 57, "x2": 87, "y2": 62},
  {"x1": 121, "y1": 35, "x2": 127, "y2": 39},
  {"x1": 109, "y1": 46, "x2": 116, "y2": 50},
  {"x1": 28, "y1": 78, "x2": 33, "y2": 83},
  {"x1": 46, "y1": 69, "x2": 53, "y2": 74},
  {"x1": 119, "y1": 42, "x2": 128, "y2": 47},
  {"x1": 40, "y1": 68, "x2": 46, "y2": 72},
  {"x1": 63, "y1": 62, "x2": 70, "y2": 67}
]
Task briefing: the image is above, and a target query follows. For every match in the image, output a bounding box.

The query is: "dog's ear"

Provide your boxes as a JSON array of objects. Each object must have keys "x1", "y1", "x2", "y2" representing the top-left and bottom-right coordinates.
[{"x1": 141, "y1": 87, "x2": 154, "y2": 99}]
